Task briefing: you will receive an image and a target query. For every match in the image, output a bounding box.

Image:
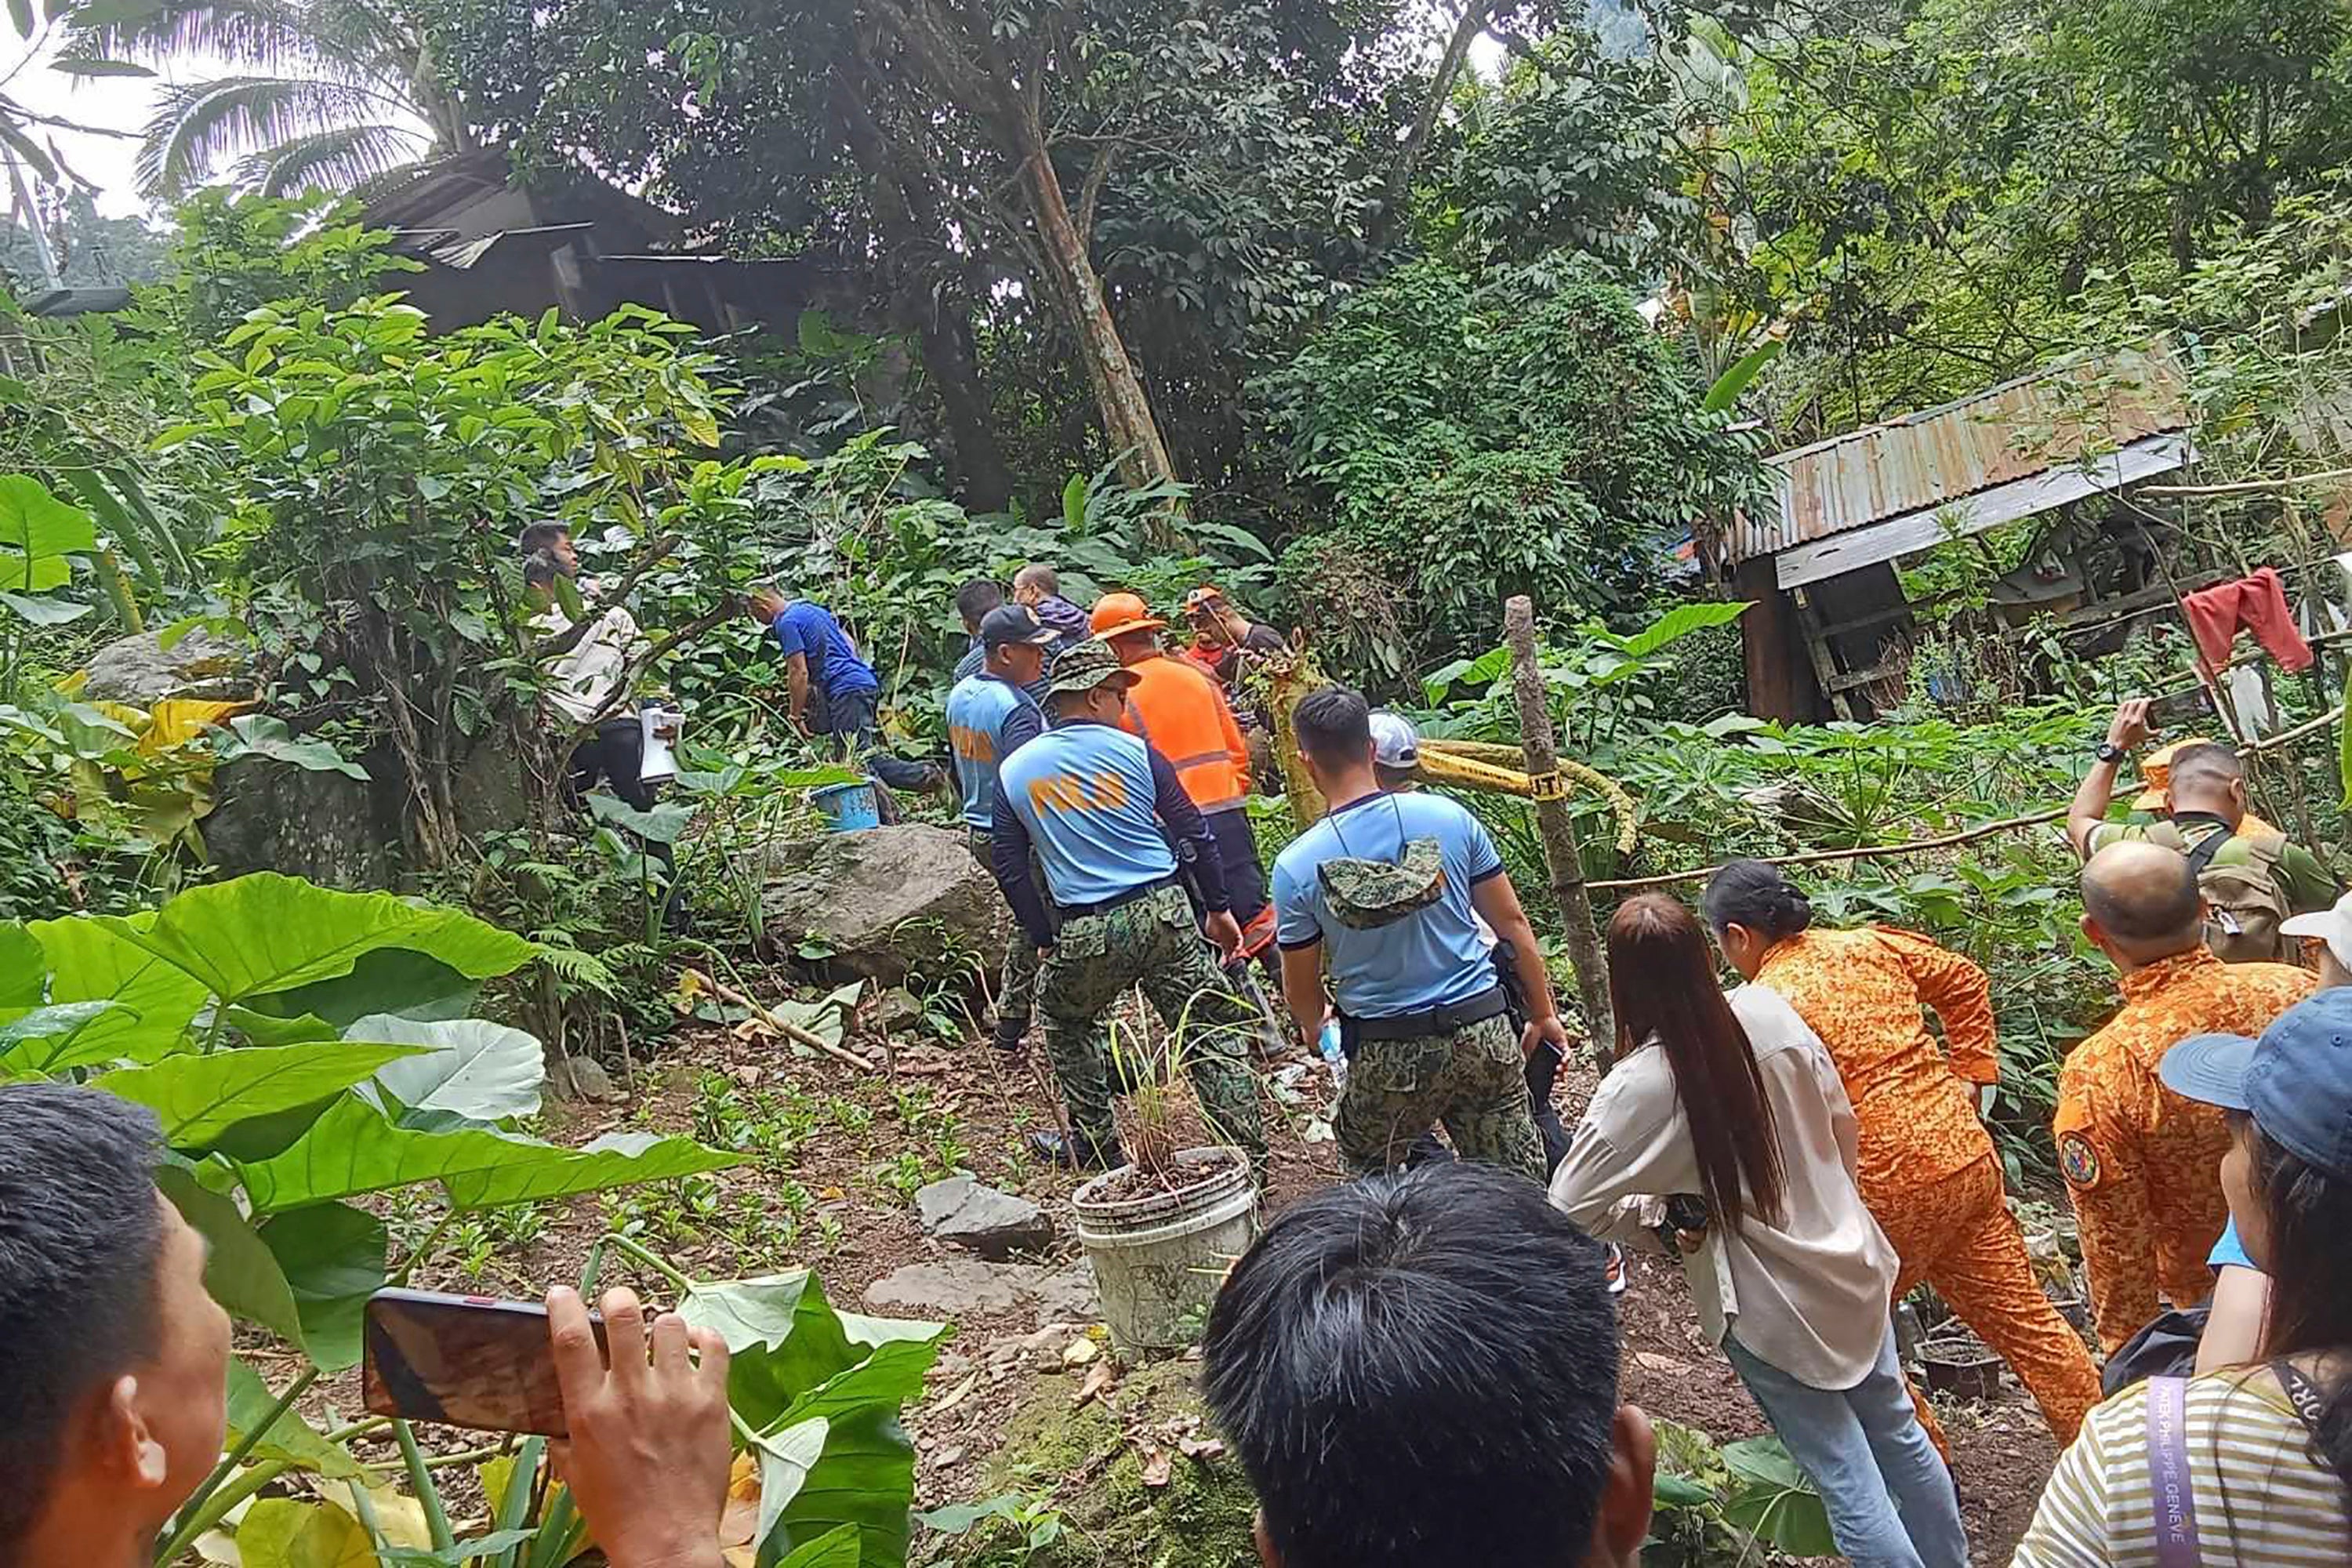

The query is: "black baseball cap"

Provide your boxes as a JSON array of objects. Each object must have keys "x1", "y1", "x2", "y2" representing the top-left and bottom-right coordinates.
[{"x1": 979, "y1": 604, "x2": 1059, "y2": 650}]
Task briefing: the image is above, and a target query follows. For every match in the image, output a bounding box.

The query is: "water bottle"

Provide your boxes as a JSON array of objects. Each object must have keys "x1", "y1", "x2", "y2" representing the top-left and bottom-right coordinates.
[{"x1": 1318, "y1": 1017, "x2": 1347, "y2": 1093}]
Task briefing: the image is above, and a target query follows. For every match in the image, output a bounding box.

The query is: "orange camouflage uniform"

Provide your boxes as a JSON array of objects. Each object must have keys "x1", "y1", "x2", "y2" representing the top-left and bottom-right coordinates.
[
  {"x1": 2056, "y1": 947, "x2": 2314, "y2": 1355},
  {"x1": 1759, "y1": 927, "x2": 2103, "y2": 1443}
]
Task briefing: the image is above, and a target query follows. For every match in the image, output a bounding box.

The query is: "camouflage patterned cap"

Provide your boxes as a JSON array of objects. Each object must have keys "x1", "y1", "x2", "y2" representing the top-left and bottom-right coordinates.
[
  {"x1": 1044, "y1": 637, "x2": 1140, "y2": 701},
  {"x1": 1317, "y1": 837, "x2": 1449, "y2": 929}
]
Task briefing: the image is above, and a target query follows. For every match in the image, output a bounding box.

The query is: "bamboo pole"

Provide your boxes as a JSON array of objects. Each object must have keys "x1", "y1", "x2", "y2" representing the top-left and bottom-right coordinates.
[{"x1": 1502, "y1": 597, "x2": 1616, "y2": 1061}]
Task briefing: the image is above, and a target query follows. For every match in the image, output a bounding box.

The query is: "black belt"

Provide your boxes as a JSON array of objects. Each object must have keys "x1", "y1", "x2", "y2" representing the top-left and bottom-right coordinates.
[
  {"x1": 1345, "y1": 986, "x2": 1508, "y2": 1044},
  {"x1": 1056, "y1": 874, "x2": 1180, "y2": 921}
]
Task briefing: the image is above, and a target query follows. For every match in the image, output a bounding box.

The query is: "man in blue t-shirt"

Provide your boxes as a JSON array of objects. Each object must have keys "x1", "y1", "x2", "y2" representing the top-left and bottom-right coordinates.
[
  {"x1": 1271, "y1": 685, "x2": 1559, "y2": 1181},
  {"x1": 747, "y1": 586, "x2": 935, "y2": 793},
  {"x1": 947, "y1": 603, "x2": 1057, "y2": 1053},
  {"x1": 993, "y1": 638, "x2": 1268, "y2": 1179}
]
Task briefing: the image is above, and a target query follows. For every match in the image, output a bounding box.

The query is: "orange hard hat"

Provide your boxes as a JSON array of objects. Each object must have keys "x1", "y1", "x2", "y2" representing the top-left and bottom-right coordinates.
[{"x1": 1089, "y1": 591, "x2": 1165, "y2": 640}]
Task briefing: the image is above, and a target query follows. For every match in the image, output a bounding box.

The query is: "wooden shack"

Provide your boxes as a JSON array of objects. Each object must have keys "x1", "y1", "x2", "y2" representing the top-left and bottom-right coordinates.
[{"x1": 1707, "y1": 345, "x2": 2196, "y2": 720}]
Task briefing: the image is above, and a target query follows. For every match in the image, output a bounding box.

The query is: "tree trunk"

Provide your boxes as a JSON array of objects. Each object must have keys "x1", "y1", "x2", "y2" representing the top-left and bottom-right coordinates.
[
  {"x1": 833, "y1": 71, "x2": 1016, "y2": 510},
  {"x1": 1366, "y1": 0, "x2": 1495, "y2": 252},
  {"x1": 1003, "y1": 103, "x2": 1179, "y2": 495},
  {"x1": 1503, "y1": 595, "x2": 1616, "y2": 1062}
]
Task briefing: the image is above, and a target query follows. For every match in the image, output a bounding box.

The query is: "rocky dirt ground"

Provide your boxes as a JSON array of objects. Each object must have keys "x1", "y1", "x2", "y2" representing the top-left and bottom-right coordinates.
[{"x1": 368, "y1": 1004, "x2": 2065, "y2": 1566}]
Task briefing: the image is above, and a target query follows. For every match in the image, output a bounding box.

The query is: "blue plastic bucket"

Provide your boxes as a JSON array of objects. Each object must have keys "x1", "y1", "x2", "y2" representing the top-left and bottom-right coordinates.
[{"x1": 810, "y1": 780, "x2": 881, "y2": 832}]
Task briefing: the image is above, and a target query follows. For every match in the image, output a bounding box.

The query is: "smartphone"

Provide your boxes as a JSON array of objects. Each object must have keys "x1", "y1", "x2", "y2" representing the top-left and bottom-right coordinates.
[
  {"x1": 2148, "y1": 687, "x2": 2212, "y2": 726},
  {"x1": 362, "y1": 1287, "x2": 607, "y2": 1437}
]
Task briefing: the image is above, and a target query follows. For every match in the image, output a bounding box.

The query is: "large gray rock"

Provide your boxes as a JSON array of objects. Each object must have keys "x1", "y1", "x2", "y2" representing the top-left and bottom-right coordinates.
[
  {"x1": 82, "y1": 626, "x2": 255, "y2": 706},
  {"x1": 763, "y1": 822, "x2": 1007, "y2": 983},
  {"x1": 203, "y1": 753, "x2": 400, "y2": 890},
  {"x1": 863, "y1": 1258, "x2": 1040, "y2": 1318},
  {"x1": 916, "y1": 1175, "x2": 1052, "y2": 1259}
]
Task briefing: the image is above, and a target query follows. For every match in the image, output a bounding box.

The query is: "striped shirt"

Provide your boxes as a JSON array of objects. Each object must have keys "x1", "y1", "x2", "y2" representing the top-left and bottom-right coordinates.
[{"x1": 2013, "y1": 1368, "x2": 2351, "y2": 1566}]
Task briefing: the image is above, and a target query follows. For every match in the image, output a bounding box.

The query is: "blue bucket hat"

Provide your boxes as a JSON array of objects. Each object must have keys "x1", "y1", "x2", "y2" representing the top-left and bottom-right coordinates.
[{"x1": 2161, "y1": 987, "x2": 2352, "y2": 1183}]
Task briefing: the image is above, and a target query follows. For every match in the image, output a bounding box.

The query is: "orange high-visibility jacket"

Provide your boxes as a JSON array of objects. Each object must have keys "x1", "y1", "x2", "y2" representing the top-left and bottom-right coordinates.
[{"x1": 1118, "y1": 653, "x2": 1251, "y2": 813}]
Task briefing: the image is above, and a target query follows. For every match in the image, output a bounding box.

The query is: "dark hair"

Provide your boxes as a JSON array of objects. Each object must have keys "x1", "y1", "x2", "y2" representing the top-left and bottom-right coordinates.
[
  {"x1": 0, "y1": 1085, "x2": 166, "y2": 1553},
  {"x1": 1701, "y1": 859, "x2": 1813, "y2": 942},
  {"x1": 955, "y1": 578, "x2": 1004, "y2": 630},
  {"x1": 522, "y1": 551, "x2": 560, "y2": 590},
  {"x1": 1293, "y1": 684, "x2": 1373, "y2": 772},
  {"x1": 2245, "y1": 1124, "x2": 2352, "y2": 1519},
  {"x1": 1202, "y1": 1163, "x2": 1619, "y2": 1568},
  {"x1": 1608, "y1": 895, "x2": 1787, "y2": 1231},
  {"x1": 517, "y1": 521, "x2": 569, "y2": 555},
  {"x1": 2169, "y1": 741, "x2": 2245, "y2": 796}
]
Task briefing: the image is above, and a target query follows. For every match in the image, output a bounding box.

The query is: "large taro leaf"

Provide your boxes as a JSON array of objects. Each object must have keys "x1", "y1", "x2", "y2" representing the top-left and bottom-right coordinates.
[
  {"x1": 29, "y1": 913, "x2": 209, "y2": 1063},
  {"x1": 95, "y1": 1041, "x2": 423, "y2": 1148},
  {"x1": 775, "y1": 1524, "x2": 862, "y2": 1568},
  {"x1": 230, "y1": 1497, "x2": 376, "y2": 1567},
  {"x1": 94, "y1": 873, "x2": 539, "y2": 1009},
  {"x1": 682, "y1": 1273, "x2": 945, "y2": 1568},
  {"x1": 243, "y1": 948, "x2": 485, "y2": 1029},
  {"x1": 236, "y1": 1094, "x2": 739, "y2": 1213},
  {"x1": 345, "y1": 1014, "x2": 544, "y2": 1123},
  {"x1": 1719, "y1": 1436, "x2": 1836, "y2": 1556},
  {"x1": 0, "y1": 473, "x2": 96, "y2": 593},
  {"x1": 0, "y1": 999, "x2": 129, "y2": 1076},
  {"x1": 161, "y1": 1162, "x2": 307, "y2": 1348},
  {"x1": 0, "y1": 919, "x2": 42, "y2": 1005},
  {"x1": 261, "y1": 1201, "x2": 389, "y2": 1372},
  {"x1": 226, "y1": 1355, "x2": 379, "y2": 1480},
  {"x1": 167, "y1": 1164, "x2": 386, "y2": 1371}
]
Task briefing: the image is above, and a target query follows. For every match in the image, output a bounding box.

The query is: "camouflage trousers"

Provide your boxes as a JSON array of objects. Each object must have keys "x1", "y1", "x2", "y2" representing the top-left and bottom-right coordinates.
[
  {"x1": 1334, "y1": 1012, "x2": 1545, "y2": 1183},
  {"x1": 1036, "y1": 882, "x2": 1267, "y2": 1176},
  {"x1": 967, "y1": 828, "x2": 1042, "y2": 1040}
]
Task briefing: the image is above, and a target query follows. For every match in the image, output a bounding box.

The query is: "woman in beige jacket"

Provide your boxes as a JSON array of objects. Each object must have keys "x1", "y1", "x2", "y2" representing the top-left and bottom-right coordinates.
[{"x1": 1551, "y1": 895, "x2": 1965, "y2": 1568}]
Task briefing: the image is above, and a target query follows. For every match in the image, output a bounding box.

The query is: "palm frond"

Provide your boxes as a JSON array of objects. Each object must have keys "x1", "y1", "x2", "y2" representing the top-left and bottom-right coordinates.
[
  {"x1": 231, "y1": 119, "x2": 428, "y2": 196},
  {"x1": 136, "y1": 72, "x2": 419, "y2": 194},
  {"x1": 66, "y1": 0, "x2": 381, "y2": 72}
]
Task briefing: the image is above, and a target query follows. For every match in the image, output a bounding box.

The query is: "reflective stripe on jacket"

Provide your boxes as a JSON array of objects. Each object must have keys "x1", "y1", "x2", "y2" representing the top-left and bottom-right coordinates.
[{"x1": 1118, "y1": 653, "x2": 1251, "y2": 813}]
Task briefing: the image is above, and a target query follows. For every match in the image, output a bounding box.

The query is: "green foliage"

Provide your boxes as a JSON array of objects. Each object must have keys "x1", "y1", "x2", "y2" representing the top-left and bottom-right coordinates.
[
  {"x1": 1269, "y1": 254, "x2": 1764, "y2": 681},
  {"x1": 681, "y1": 1269, "x2": 948, "y2": 1566},
  {"x1": 1644, "y1": 1419, "x2": 1835, "y2": 1565}
]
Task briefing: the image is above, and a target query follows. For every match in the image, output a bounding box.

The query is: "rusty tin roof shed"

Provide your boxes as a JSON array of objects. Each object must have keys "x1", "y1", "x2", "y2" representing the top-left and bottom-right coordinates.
[{"x1": 1724, "y1": 344, "x2": 2194, "y2": 589}]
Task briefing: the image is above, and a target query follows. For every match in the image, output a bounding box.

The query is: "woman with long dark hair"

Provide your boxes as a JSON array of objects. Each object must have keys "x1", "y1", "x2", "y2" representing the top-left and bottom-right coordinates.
[
  {"x1": 1553, "y1": 895, "x2": 1967, "y2": 1568},
  {"x1": 1701, "y1": 859, "x2": 2103, "y2": 1447},
  {"x1": 2014, "y1": 988, "x2": 2352, "y2": 1561}
]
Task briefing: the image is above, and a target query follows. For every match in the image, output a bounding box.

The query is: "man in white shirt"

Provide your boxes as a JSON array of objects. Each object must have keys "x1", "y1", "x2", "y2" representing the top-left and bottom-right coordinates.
[{"x1": 528, "y1": 553, "x2": 659, "y2": 813}]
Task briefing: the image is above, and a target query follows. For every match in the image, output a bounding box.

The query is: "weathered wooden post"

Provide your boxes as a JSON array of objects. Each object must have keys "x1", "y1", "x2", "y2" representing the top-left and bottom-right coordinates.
[{"x1": 1503, "y1": 595, "x2": 1617, "y2": 1064}]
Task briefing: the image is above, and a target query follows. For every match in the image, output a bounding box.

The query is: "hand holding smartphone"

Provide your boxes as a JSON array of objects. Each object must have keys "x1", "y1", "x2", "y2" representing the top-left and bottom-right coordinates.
[{"x1": 364, "y1": 1287, "x2": 604, "y2": 1436}]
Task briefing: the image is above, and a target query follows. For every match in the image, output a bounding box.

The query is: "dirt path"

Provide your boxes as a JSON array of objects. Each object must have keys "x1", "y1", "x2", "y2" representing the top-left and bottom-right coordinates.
[{"x1": 451, "y1": 1017, "x2": 2059, "y2": 1564}]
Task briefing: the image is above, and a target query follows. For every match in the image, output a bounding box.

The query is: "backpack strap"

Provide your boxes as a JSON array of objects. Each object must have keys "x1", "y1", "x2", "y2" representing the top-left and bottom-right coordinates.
[
  {"x1": 2147, "y1": 1375, "x2": 2203, "y2": 1567},
  {"x1": 2184, "y1": 830, "x2": 2236, "y2": 878}
]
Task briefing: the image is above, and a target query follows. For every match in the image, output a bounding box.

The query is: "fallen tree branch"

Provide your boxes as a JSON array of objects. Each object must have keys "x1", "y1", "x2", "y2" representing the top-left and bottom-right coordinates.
[{"x1": 681, "y1": 967, "x2": 879, "y2": 1074}]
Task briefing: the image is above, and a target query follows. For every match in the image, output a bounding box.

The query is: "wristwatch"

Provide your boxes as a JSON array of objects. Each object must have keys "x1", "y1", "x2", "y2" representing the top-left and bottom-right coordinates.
[{"x1": 2094, "y1": 742, "x2": 2129, "y2": 765}]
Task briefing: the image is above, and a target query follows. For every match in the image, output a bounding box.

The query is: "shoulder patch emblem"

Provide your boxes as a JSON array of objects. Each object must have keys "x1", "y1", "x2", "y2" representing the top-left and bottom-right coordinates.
[{"x1": 2059, "y1": 1131, "x2": 2102, "y2": 1189}]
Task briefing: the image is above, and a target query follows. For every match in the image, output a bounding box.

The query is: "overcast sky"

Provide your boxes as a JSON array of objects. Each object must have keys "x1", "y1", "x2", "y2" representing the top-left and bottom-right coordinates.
[{"x1": 5, "y1": 29, "x2": 165, "y2": 218}]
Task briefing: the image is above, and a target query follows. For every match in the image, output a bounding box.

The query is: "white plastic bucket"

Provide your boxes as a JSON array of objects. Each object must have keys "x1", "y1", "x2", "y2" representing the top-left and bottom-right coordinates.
[{"x1": 1071, "y1": 1146, "x2": 1259, "y2": 1359}]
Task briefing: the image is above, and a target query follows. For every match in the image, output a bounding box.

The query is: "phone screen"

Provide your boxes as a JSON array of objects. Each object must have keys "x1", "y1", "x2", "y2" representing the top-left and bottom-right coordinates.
[{"x1": 362, "y1": 1288, "x2": 606, "y2": 1437}]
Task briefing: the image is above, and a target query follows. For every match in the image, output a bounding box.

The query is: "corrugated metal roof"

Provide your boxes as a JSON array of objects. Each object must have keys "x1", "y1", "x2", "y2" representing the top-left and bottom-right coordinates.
[{"x1": 1722, "y1": 343, "x2": 2191, "y2": 567}]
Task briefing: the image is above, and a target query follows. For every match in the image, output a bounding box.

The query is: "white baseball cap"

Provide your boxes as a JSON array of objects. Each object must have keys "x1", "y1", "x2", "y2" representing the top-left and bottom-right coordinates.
[
  {"x1": 2281, "y1": 891, "x2": 2352, "y2": 971},
  {"x1": 1368, "y1": 711, "x2": 1421, "y2": 770}
]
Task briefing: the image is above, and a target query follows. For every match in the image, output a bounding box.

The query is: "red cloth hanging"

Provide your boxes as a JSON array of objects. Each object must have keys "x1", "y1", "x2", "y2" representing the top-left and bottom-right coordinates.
[{"x1": 2180, "y1": 568, "x2": 2313, "y2": 676}]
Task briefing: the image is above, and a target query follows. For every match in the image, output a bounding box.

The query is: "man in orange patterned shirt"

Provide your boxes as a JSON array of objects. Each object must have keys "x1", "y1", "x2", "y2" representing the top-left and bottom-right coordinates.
[
  {"x1": 2061, "y1": 840, "x2": 2315, "y2": 1352},
  {"x1": 1707, "y1": 862, "x2": 2103, "y2": 1445}
]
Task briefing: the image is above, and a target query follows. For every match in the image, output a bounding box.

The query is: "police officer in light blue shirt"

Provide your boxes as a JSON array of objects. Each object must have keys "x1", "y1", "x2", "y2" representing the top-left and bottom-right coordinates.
[
  {"x1": 1271, "y1": 684, "x2": 1562, "y2": 1181},
  {"x1": 946, "y1": 604, "x2": 1057, "y2": 1053},
  {"x1": 990, "y1": 639, "x2": 1268, "y2": 1178}
]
